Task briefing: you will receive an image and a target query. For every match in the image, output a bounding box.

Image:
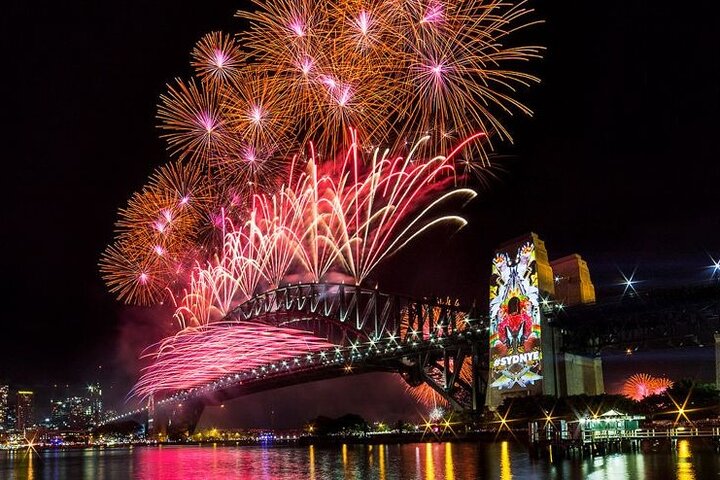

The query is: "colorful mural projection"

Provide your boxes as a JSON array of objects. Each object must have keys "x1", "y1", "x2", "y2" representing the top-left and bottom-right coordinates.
[{"x1": 489, "y1": 242, "x2": 543, "y2": 390}]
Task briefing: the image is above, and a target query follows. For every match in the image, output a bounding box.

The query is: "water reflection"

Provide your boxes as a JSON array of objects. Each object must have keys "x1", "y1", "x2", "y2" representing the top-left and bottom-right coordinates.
[
  {"x1": 425, "y1": 442, "x2": 435, "y2": 480},
  {"x1": 500, "y1": 440, "x2": 512, "y2": 480},
  {"x1": 444, "y1": 443, "x2": 454, "y2": 480},
  {"x1": 27, "y1": 453, "x2": 33, "y2": 480},
  {"x1": 378, "y1": 444, "x2": 386, "y2": 480},
  {"x1": 308, "y1": 445, "x2": 315, "y2": 480},
  {"x1": 677, "y1": 440, "x2": 695, "y2": 480},
  {"x1": 0, "y1": 441, "x2": 717, "y2": 479}
]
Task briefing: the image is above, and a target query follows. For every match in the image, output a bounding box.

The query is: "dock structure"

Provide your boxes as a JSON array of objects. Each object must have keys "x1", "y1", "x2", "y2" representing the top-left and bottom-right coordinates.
[{"x1": 529, "y1": 409, "x2": 720, "y2": 458}]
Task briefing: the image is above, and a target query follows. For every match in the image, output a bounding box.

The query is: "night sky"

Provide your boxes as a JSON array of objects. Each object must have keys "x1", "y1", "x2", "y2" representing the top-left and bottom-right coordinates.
[{"x1": 2, "y1": 1, "x2": 718, "y2": 426}]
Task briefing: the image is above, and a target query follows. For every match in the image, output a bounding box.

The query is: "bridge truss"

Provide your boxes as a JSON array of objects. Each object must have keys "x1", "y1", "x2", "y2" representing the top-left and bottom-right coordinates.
[
  {"x1": 552, "y1": 283, "x2": 720, "y2": 355},
  {"x1": 105, "y1": 283, "x2": 489, "y2": 432}
]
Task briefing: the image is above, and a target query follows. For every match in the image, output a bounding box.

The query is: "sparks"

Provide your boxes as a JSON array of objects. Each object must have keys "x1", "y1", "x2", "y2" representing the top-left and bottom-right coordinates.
[
  {"x1": 355, "y1": 10, "x2": 371, "y2": 35},
  {"x1": 288, "y1": 18, "x2": 305, "y2": 37},
  {"x1": 421, "y1": 4, "x2": 444, "y2": 24}
]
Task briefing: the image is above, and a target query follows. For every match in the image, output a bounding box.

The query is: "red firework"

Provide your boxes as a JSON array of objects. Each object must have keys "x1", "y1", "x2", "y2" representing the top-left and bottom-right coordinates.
[{"x1": 622, "y1": 374, "x2": 673, "y2": 401}]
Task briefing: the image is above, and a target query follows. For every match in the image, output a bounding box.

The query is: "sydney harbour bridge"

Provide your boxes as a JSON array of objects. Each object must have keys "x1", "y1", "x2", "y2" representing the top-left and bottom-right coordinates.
[{"x1": 102, "y1": 234, "x2": 720, "y2": 437}]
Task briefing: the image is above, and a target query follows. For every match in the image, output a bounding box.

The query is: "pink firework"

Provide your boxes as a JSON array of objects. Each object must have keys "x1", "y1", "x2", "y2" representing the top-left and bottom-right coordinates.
[
  {"x1": 132, "y1": 321, "x2": 334, "y2": 399},
  {"x1": 171, "y1": 132, "x2": 478, "y2": 328}
]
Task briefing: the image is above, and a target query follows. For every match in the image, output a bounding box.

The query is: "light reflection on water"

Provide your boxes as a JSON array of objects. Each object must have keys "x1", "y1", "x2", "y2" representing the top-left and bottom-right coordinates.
[
  {"x1": 500, "y1": 440, "x2": 512, "y2": 480},
  {"x1": 0, "y1": 440, "x2": 717, "y2": 480},
  {"x1": 677, "y1": 440, "x2": 695, "y2": 480}
]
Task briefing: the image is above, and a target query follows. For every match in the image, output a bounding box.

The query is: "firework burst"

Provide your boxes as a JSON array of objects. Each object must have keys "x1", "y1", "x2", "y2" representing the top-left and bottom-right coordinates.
[
  {"x1": 157, "y1": 79, "x2": 231, "y2": 162},
  {"x1": 191, "y1": 31, "x2": 245, "y2": 84},
  {"x1": 406, "y1": 358, "x2": 474, "y2": 407},
  {"x1": 151, "y1": 0, "x2": 541, "y2": 166},
  {"x1": 622, "y1": 374, "x2": 674, "y2": 401},
  {"x1": 170, "y1": 134, "x2": 475, "y2": 327}
]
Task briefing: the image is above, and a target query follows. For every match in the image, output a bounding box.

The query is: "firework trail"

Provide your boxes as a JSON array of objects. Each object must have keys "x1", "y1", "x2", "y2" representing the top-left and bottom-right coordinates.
[
  {"x1": 171, "y1": 134, "x2": 476, "y2": 328},
  {"x1": 132, "y1": 321, "x2": 335, "y2": 399}
]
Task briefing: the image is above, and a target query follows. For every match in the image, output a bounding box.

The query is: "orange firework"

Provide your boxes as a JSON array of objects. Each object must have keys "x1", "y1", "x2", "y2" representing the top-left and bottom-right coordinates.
[
  {"x1": 224, "y1": 72, "x2": 292, "y2": 149},
  {"x1": 100, "y1": 162, "x2": 213, "y2": 305},
  {"x1": 234, "y1": 0, "x2": 541, "y2": 155},
  {"x1": 622, "y1": 374, "x2": 674, "y2": 401},
  {"x1": 99, "y1": 240, "x2": 171, "y2": 306},
  {"x1": 191, "y1": 31, "x2": 245, "y2": 84},
  {"x1": 157, "y1": 0, "x2": 541, "y2": 165},
  {"x1": 157, "y1": 79, "x2": 231, "y2": 162},
  {"x1": 406, "y1": 358, "x2": 474, "y2": 407},
  {"x1": 102, "y1": 0, "x2": 541, "y2": 306}
]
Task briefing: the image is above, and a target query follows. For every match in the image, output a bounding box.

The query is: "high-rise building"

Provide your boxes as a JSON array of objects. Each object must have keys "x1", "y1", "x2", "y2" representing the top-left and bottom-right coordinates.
[
  {"x1": 16, "y1": 391, "x2": 34, "y2": 431},
  {"x1": 0, "y1": 385, "x2": 8, "y2": 431},
  {"x1": 51, "y1": 397, "x2": 90, "y2": 430},
  {"x1": 86, "y1": 383, "x2": 103, "y2": 426},
  {"x1": 49, "y1": 384, "x2": 104, "y2": 431}
]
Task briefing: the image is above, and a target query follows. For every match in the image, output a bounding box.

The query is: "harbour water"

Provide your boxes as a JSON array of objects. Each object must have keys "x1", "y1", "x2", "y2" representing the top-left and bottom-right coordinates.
[{"x1": 1, "y1": 440, "x2": 717, "y2": 479}]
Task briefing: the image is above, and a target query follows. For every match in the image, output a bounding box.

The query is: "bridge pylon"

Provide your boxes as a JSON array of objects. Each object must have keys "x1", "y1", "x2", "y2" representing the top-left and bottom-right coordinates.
[
  {"x1": 486, "y1": 233, "x2": 604, "y2": 408},
  {"x1": 147, "y1": 395, "x2": 205, "y2": 441}
]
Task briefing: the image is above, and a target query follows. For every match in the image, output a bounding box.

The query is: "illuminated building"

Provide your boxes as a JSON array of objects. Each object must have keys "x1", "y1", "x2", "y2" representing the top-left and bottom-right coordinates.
[
  {"x1": 87, "y1": 383, "x2": 103, "y2": 426},
  {"x1": 51, "y1": 397, "x2": 88, "y2": 430},
  {"x1": 0, "y1": 384, "x2": 7, "y2": 431},
  {"x1": 16, "y1": 390, "x2": 34, "y2": 431},
  {"x1": 50, "y1": 385, "x2": 103, "y2": 430},
  {"x1": 551, "y1": 254, "x2": 596, "y2": 305},
  {"x1": 487, "y1": 233, "x2": 604, "y2": 408}
]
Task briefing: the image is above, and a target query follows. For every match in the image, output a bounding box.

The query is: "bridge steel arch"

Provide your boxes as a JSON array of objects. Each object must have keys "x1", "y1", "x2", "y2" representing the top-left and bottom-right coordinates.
[
  {"x1": 108, "y1": 283, "x2": 490, "y2": 437},
  {"x1": 552, "y1": 283, "x2": 720, "y2": 355}
]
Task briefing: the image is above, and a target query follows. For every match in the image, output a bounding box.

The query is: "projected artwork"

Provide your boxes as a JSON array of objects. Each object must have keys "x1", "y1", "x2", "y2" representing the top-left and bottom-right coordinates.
[{"x1": 489, "y1": 242, "x2": 543, "y2": 390}]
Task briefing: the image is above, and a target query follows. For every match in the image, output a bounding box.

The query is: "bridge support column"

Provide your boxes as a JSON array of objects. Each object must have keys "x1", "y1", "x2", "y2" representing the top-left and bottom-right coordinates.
[
  {"x1": 146, "y1": 395, "x2": 156, "y2": 438},
  {"x1": 148, "y1": 398, "x2": 206, "y2": 441},
  {"x1": 714, "y1": 333, "x2": 720, "y2": 390},
  {"x1": 471, "y1": 343, "x2": 482, "y2": 412}
]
